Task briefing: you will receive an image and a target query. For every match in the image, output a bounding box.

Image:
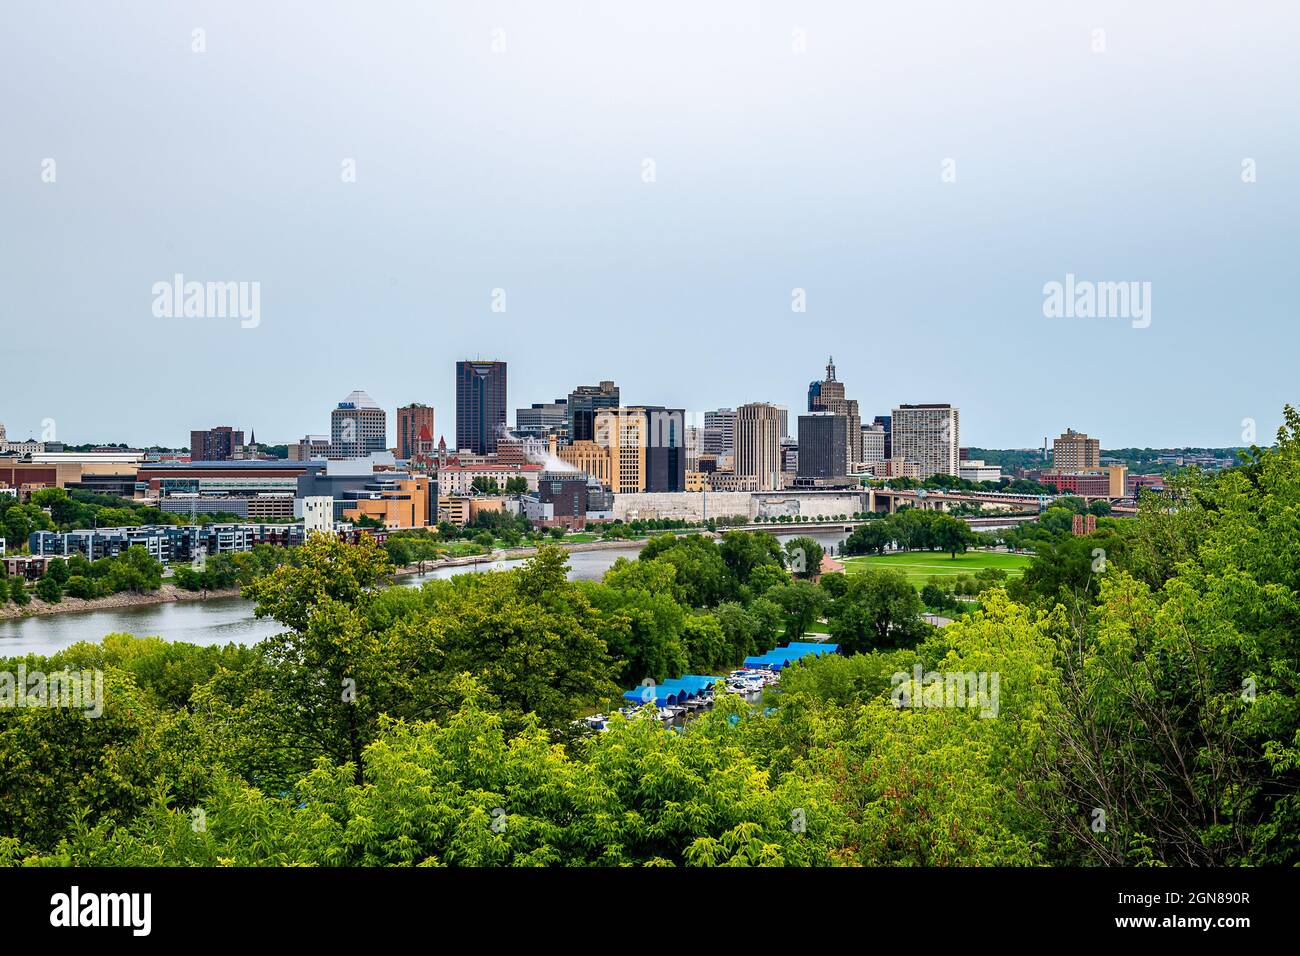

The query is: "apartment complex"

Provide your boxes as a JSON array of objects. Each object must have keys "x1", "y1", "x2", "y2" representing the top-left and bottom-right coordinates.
[
  {"x1": 1053, "y1": 428, "x2": 1101, "y2": 471},
  {"x1": 891, "y1": 403, "x2": 960, "y2": 479},
  {"x1": 189, "y1": 426, "x2": 245, "y2": 461}
]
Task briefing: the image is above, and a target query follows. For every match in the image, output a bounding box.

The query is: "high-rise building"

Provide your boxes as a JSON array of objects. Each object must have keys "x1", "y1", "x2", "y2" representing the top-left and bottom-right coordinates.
[
  {"x1": 558, "y1": 439, "x2": 612, "y2": 487},
  {"x1": 1053, "y1": 428, "x2": 1101, "y2": 471},
  {"x1": 642, "y1": 406, "x2": 687, "y2": 493},
  {"x1": 595, "y1": 408, "x2": 648, "y2": 494},
  {"x1": 781, "y1": 437, "x2": 799, "y2": 475},
  {"x1": 860, "y1": 423, "x2": 887, "y2": 465},
  {"x1": 772, "y1": 404, "x2": 790, "y2": 440},
  {"x1": 456, "y1": 360, "x2": 508, "y2": 455},
  {"x1": 873, "y1": 415, "x2": 892, "y2": 459},
  {"x1": 330, "y1": 391, "x2": 387, "y2": 458},
  {"x1": 591, "y1": 406, "x2": 686, "y2": 494},
  {"x1": 797, "y1": 412, "x2": 850, "y2": 482},
  {"x1": 891, "y1": 404, "x2": 960, "y2": 479},
  {"x1": 735, "y1": 402, "x2": 784, "y2": 491},
  {"x1": 806, "y1": 358, "x2": 862, "y2": 470},
  {"x1": 703, "y1": 409, "x2": 736, "y2": 456},
  {"x1": 566, "y1": 381, "x2": 619, "y2": 444},
  {"x1": 396, "y1": 403, "x2": 434, "y2": 460},
  {"x1": 190, "y1": 426, "x2": 245, "y2": 461},
  {"x1": 516, "y1": 399, "x2": 569, "y2": 438}
]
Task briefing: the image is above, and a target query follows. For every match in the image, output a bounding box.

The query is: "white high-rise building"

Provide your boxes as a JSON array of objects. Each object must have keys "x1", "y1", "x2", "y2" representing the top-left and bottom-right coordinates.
[
  {"x1": 703, "y1": 408, "x2": 736, "y2": 457},
  {"x1": 860, "y1": 423, "x2": 887, "y2": 466},
  {"x1": 891, "y1": 404, "x2": 960, "y2": 479},
  {"x1": 330, "y1": 390, "x2": 387, "y2": 459}
]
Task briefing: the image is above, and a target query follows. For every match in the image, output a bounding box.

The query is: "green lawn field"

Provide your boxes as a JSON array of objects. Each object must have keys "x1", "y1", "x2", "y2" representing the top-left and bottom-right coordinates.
[{"x1": 841, "y1": 549, "x2": 1031, "y2": 586}]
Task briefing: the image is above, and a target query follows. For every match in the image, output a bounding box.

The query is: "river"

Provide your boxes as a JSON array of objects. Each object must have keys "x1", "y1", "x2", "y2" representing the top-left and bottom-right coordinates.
[{"x1": 0, "y1": 531, "x2": 851, "y2": 656}]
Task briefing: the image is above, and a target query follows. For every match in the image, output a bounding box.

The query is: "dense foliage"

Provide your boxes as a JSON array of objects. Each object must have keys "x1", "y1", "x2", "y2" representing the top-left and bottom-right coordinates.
[{"x1": 2, "y1": 410, "x2": 1298, "y2": 866}]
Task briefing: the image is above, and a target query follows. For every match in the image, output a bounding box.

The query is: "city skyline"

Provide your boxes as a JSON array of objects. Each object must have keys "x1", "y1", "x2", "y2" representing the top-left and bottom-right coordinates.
[
  {"x1": 5, "y1": 2, "x2": 1297, "y2": 449},
  {"x1": 0, "y1": 353, "x2": 1274, "y2": 454}
]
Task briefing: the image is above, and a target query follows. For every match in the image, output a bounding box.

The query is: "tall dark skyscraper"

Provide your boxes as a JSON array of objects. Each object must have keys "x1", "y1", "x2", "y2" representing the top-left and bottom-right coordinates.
[
  {"x1": 806, "y1": 357, "x2": 861, "y2": 472},
  {"x1": 797, "y1": 412, "x2": 849, "y2": 481},
  {"x1": 567, "y1": 380, "x2": 619, "y2": 443},
  {"x1": 455, "y1": 360, "x2": 508, "y2": 455},
  {"x1": 641, "y1": 405, "x2": 687, "y2": 492}
]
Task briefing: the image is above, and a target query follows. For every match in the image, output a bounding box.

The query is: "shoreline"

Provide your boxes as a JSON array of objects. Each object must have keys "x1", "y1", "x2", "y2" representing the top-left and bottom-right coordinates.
[
  {"x1": 0, "y1": 583, "x2": 245, "y2": 621},
  {"x1": 0, "y1": 537, "x2": 651, "y2": 621}
]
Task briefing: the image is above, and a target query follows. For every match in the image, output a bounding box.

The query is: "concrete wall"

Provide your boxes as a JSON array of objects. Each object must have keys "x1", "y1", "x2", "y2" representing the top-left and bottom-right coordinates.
[
  {"x1": 753, "y1": 491, "x2": 866, "y2": 519},
  {"x1": 610, "y1": 489, "x2": 869, "y2": 522},
  {"x1": 612, "y1": 491, "x2": 751, "y2": 521}
]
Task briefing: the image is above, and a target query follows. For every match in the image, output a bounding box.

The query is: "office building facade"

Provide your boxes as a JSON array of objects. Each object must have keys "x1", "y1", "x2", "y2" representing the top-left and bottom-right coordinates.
[
  {"x1": 330, "y1": 390, "x2": 387, "y2": 458},
  {"x1": 456, "y1": 360, "x2": 508, "y2": 455},
  {"x1": 566, "y1": 381, "x2": 619, "y2": 443},
  {"x1": 735, "y1": 402, "x2": 784, "y2": 491},
  {"x1": 797, "y1": 412, "x2": 850, "y2": 482}
]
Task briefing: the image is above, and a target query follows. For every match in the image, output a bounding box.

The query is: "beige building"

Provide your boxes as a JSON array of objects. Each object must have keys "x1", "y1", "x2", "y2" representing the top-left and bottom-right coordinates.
[
  {"x1": 558, "y1": 439, "x2": 612, "y2": 487},
  {"x1": 734, "y1": 402, "x2": 784, "y2": 491},
  {"x1": 1053, "y1": 428, "x2": 1101, "y2": 471},
  {"x1": 595, "y1": 408, "x2": 648, "y2": 494},
  {"x1": 891, "y1": 404, "x2": 960, "y2": 479}
]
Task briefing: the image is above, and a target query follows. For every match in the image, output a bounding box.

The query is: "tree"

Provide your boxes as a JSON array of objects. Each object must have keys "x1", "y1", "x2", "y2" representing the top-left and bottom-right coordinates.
[
  {"x1": 766, "y1": 580, "x2": 825, "y2": 639},
  {"x1": 581, "y1": 558, "x2": 688, "y2": 684},
  {"x1": 9, "y1": 577, "x2": 30, "y2": 606},
  {"x1": 639, "y1": 534, "x2": 731, "y2": 607},
  {"x1": 43, "y1": 558, "x2": 69, "y2": 585},
  {"x1": 931, "y1": 513, "x2": 973, "y2": 559},
  {"x1": 920, "y1": 583, "x2": 948, "y2": 610},
  {"x1": 844, "y1": 521, "x2": 892, "y2": 556},
  {"x1": 34, "y1": 576, "x2": 62, "y2": 603},
  {"x1": 826, "y1": 569, "x2": 925, "y2": 652},
  {"x1": 784, "y1": 537, "x2": 825, "y2": 579}
]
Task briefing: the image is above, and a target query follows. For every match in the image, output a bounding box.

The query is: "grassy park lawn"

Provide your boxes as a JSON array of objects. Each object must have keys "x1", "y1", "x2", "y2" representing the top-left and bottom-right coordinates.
[{"x1": 841, "y1": 549, "x2": 1031, "y2": 587}]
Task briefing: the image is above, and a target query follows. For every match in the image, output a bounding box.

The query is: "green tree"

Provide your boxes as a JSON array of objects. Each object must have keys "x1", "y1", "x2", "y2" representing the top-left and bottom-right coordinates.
[
  {"x1": 826, "y1": 569, "x2": 925, "y2": 652},
  {"x1": 784, "y1": 536, "x2": 825, "y2": 579}
]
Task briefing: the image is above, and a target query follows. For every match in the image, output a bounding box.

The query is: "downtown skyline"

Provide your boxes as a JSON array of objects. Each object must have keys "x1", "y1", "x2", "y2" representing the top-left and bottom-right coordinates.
[{"x1": 5, "y1": 1, "x2": 1298, "y2": 449}]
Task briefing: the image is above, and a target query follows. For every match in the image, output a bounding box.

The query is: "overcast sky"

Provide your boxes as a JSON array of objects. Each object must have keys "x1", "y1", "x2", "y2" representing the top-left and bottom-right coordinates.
[{"x1": 3, "y1": 1, "x2": 1297, "y2": 449}]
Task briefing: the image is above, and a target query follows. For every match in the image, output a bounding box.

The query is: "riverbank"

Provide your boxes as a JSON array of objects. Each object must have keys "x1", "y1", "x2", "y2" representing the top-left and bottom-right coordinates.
[
  {"x1": 392, "y1": 536, "x2": 650, "y2": 575},
  {"x1": 0, "y1": 583, "x2": 244, "y2": 622},
  {"x1": 0, "y1": 537, "x2": 653, "y2": 622}
]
